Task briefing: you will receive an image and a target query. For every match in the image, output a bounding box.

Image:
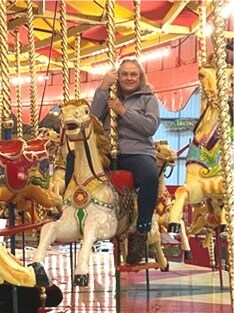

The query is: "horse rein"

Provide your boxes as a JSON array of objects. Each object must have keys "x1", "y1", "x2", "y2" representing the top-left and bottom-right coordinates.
[{"x1": 81, "y1": 125, "x2": 108, "y2": 183}]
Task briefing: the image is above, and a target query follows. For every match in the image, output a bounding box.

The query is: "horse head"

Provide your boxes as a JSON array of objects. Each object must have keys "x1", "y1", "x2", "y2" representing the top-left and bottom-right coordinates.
[
  {"x1": 199, "y1": 56, "x2": 233, "y2": 103},
  {"x1": 60, "y1": 99, "x2": 93, "y2": 142},
  {"x1": 39, "y1": 127, "x2": 60, "y2": 162},
  {"x1": 154, "y1": 140, "x2": 177, "y2": 170}
]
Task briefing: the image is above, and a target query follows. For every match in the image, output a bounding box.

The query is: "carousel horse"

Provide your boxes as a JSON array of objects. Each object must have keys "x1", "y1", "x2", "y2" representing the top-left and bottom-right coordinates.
[
  {"x1": 0, "y1": 244, "x2": 50, "y2": 287},
  {"x1": 31, "y1": 99, "x2": 168, "y2": 287},
  {"x1": 0, "y1": 137, "x2": 62, "y2": 212},
  {"x1": 154, "y1": 140, "x2": 191, "y2": 258},
  {"x1": 167, "y1": 60, "x2": 233, "y2": 249},
  {"x1": 0, "y1": 244, "x2": 63, "y2": 312}
]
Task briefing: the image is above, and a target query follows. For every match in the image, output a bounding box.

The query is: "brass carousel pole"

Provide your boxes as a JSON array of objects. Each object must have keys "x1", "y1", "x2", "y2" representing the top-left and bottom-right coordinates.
[
  {"x1": 0, "y1": 2, "x2": 18, "y2": 312},
  {"x1": 198, "y1": 4, "x2": 216, "y2": 270},
  {"x1": 27, "y1": 0, "x2": 39, "y2": 138},
  {"x1": 105, "y1": 0, "x2": 118, "y2": 169},
  {"x1": 0, "y1": 0, "x2": 14, "y2": 140},
  {"x1": 60, "y1": 0, "x2": 70, "y2": 105},
  {"x1": 14, "y1": 29, "x2": 23, "y2": 140},
  {"x1": 74, "y1": 33, "x2": 81, "y2": 100},
  {"x1": 213, "y1": 0, "x2": 234, "y2": 307},
  {"x1": 134, "y1": 0, "x2": 142, "y2": 60},
  {"x1": 59, "y1": 0, "x2": 76, "y2": 294},
  {"x1": 198, "y1": 4, "x2": 208, "y2": 113}
]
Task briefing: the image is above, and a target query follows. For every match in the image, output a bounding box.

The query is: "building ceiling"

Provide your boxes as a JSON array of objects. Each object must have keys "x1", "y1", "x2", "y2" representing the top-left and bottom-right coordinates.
[{"x1": 6, "y1": 0, "x2": 232, "y2": 75}]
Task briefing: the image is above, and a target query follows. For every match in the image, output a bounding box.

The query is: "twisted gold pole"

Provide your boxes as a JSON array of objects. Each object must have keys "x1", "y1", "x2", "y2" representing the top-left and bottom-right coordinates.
[
  {"x1": 213, "y1": 0, "x2": 234, "y2": 306},
  {"x1": 60, "y1": 0, "x2": 70, "y2": 105},
  {"x1": 198, "y1": 5, "x2": 208, "y2": 113},
  {"x1": 27, "y1": 0, "x2": 39, "y2": 138},
  {"x1": 106, "y1": 0, "x2": 118, "y2": 160},
  {"x1": 134, "y1": 0, "x2": 141, "y2": 60},
  {"x1": 198, "y1": 5, "x2": 207, "y2": 66},
  {"x1": 0, "y1": 77, "x2": 2, "y2": 137},
  {"x1": 14, "y1": 29, "x2": 23, "y2": 139},
  {"x1": 0, "y1": 0, "x2": 13, "y2": 135},
  {"x1": 75, "y1": 33, "x2": 81, "y2": 100}
]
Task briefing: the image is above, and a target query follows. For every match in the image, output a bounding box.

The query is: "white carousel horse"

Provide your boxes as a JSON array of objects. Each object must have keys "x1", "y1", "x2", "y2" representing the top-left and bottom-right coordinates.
[
  {"x1": 31, "y1": 99, "x2": 168, "y2": 287},
  {"x1": 167, "y1": 60, "x2": 233, "y2": 260}
]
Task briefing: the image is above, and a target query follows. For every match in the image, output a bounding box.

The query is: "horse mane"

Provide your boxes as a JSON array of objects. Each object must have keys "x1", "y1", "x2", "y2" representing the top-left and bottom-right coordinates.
[{"x1": 91, "y1": 114, "x2": 110, "y2": 170}]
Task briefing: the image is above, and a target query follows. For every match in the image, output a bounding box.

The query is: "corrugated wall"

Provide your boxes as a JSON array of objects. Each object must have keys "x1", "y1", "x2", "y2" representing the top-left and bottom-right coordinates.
[{"x1": 153, "y1": 88, "x2": 201, "y2": 185}]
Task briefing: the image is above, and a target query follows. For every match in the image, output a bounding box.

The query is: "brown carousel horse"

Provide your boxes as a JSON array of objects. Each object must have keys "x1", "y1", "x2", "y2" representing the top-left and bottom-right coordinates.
[
  {"x1": 167, "y1": 60, "x2": 233, "y2": 259},
  {"x1": 31, "y1": 99, "x2": 168, "y2": 287}
]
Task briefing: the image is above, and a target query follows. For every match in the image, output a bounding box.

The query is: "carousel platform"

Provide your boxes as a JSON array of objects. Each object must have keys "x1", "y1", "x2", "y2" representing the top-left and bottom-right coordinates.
[{"x1": 6, "y1": 243, "x2": 232, "y2": 313}]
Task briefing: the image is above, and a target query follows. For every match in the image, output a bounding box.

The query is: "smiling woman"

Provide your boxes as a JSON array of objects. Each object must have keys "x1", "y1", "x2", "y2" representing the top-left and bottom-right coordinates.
[{"x1": 91, "y1": 58, "x2": 161, "y2": 265}]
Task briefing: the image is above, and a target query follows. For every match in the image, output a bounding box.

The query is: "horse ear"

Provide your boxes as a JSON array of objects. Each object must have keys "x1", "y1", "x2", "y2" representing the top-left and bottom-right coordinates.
[
  {"x1": 60, "y1": 98, "x2": 91, "y2": 108},
  {"x1": 207, "y1": 52, "x2": 216, "y2": 67}
]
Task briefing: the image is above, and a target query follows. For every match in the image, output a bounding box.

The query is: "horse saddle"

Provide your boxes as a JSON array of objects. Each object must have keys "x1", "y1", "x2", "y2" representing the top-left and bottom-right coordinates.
[
  {"x1": 0, "y1": 138, "x2": 49, "y2": 191},
  {"x1": 0, "y1": 139, "x2": 25, "y2": 159},
  {"x1": 110, "y1": 170, "x2": 134, "y2": 190}
]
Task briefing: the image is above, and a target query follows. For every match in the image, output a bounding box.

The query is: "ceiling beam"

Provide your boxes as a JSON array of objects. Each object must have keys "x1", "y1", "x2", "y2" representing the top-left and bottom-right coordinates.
[
  {"x1": 9, "y1": 24, "x2": 95, "y2": 54},
  {"x1": 8, "y1": 15, "x2": 27, "y2": 30},
  {"x1": 161, "y1": 0, "x2": 190, "y2": 29}
]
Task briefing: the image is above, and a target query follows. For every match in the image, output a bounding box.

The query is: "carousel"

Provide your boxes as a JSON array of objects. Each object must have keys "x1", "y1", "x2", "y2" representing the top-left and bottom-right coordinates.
[{"x1": 0, "y1": 0, "x2": 233, "y2": 312}]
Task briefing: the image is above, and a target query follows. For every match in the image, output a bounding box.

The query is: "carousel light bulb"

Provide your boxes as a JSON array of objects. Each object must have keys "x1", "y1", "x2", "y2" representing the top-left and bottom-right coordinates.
[
  {"x1": 163, "y1": 48, "x2": 170, "y2": 57},
  {"x1": 89, "y1": 64, "x2": 111, "y2": 75},
  {"x1": 37, "y1": 75, "x2": 45, "y2": 82},
  {"x1": 24, "y1": 76, "x2": 31, "y2": 83},
  {"x1": 204, "y1": 24, "x2": 213, "y2": 37}
]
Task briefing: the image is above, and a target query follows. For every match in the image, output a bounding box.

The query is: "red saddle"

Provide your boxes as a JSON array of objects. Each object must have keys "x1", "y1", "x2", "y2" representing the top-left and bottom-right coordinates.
[
  {"x1": 0, "y1": 138, "x2": 49, "y2": 192},
  {"x1": 0, "y1": 140, "x2": 25, "y2": 159},
  {"x1": 110, "y1": 170, "x2": 134, "y2": 191}
]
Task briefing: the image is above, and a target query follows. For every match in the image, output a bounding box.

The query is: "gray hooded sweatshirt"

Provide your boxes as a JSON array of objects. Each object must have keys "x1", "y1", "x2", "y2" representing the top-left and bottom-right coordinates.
[{"x1": 91, "y1": 86, "x2": 160, "y2": 158}]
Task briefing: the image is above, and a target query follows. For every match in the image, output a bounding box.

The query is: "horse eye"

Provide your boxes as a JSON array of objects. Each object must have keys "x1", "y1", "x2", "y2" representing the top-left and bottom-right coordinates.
[{"x1": 85, "y1": 109, "x2": 89, "y2": 115}]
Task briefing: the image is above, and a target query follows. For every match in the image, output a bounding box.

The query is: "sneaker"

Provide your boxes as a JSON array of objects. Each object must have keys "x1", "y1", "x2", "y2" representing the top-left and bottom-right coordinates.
[{"x1": 126, "y1": 231, "x2": 147, "y2": 265}]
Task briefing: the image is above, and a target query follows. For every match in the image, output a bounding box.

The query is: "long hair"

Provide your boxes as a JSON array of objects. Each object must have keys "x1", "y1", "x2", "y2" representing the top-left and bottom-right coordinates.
[{"x1": 116, "y1": 58, "x2": 153, "y2": 98}]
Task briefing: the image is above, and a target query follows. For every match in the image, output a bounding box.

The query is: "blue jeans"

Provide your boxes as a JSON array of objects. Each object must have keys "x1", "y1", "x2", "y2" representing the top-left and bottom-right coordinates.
[{"x1": 117, "y1": 154, "x2": 159, "y2": 232}]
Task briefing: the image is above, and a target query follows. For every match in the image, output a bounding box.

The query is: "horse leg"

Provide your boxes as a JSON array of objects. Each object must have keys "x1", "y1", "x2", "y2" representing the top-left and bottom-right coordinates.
[
  {"x1": 188, "y1": 214, "x2": 206, "y2": 237},
  {"x1": 74, "y1": 222, "x2": 98, "y2": 287},
  {"x1": 168, "y1": 186, "x2": 189, "y2": 234},
  {"x1": 203, "y1": 230, "x2": 215, "y2": 268},
  {"x1": 32, "y1": 212, "x2": 80, "y2": 286},
  {"x1": 32, "y1": 222, "x2": 58, "y2": 264},
  {"x1": 180, "y1": 220, "x2": 192, "y2": 260},
  {"x1": 148, "y1": 218, "x2": 168, "y2": 271},
  {"x1": 154, "y1": 240, "x2": 169, "y2": 271}
]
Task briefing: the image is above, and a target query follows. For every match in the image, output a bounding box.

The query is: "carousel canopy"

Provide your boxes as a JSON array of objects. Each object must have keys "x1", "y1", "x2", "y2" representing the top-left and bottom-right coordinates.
[
  {"x1": 3, "y1": 1, "x2": 233, "y2": 124},
  {"x1": 6, "y1": 0, "x2": 221, "y2": 74}
]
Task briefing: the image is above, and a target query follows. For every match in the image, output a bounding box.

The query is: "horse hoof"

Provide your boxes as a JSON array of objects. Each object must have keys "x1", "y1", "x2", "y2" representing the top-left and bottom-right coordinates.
[
  {"x1": 74, "y1": 274, "x2": 89, "y2": 287},
  {"x1": 28, "y1": 262, "x2": 51, "y2": 287},
  {"x1": 160, "y1": 262, "x2": 169, "y2": 272},
  {"x1": 167, "y1": 223, "x2": 181, "y2": 234},
  {"x1": 184, "y1": 250, "x2": 193, "y2": 260}
]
